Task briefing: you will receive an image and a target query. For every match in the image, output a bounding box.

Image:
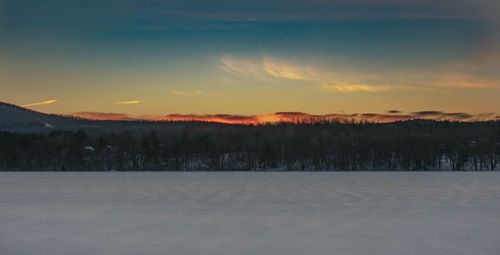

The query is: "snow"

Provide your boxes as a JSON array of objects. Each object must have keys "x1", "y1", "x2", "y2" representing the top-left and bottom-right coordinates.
[{"x1": 0, "y1": 172, "x2": 499, "y2": 255}]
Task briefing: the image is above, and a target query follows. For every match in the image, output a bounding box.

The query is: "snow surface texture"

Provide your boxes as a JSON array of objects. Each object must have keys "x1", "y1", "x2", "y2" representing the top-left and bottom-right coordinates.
[{"x1": 0, "y1": 172, "x2": 499, "y2": 255}]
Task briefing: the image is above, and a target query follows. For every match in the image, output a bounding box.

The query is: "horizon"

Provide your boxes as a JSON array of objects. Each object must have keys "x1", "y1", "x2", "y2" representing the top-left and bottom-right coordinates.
[{"x1": 2, "y1": 101, "x2": 499, "y2": 124}]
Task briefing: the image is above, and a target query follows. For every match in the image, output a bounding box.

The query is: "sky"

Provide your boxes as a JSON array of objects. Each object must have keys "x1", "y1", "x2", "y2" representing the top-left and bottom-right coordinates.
[{"x1": 1, "y1": 0, "x2": 499, "y2": 122}]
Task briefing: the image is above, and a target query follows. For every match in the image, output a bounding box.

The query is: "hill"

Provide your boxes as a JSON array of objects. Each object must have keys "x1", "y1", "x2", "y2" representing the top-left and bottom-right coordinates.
[
  {"x1": 0, "y1": 102, "x2": 208, "y2": 133},
  {"x1": 0, "y1": 102, "x2": 83, "y2": 131}
]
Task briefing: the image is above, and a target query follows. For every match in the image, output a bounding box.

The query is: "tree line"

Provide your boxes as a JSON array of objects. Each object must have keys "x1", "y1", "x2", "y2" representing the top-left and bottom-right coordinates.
[{"x1": 0, "y1": 120, "x2": 499, "y2": 171}]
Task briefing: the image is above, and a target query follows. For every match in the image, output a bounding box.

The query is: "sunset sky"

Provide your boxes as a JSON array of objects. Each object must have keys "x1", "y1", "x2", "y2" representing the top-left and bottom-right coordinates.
[{"x1": 1, "y1": 0, "x2": 499, "y2": 120}]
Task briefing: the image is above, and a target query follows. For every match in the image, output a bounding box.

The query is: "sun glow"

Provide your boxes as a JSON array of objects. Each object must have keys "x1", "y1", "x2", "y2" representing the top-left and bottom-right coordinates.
[{"x1": 70, "y1": 111, "x2": 499, "y2": 125}]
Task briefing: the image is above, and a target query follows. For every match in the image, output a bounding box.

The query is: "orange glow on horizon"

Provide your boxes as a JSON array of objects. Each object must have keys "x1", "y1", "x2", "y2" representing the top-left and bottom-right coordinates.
[{"x1": 70, "y1": 111, "x2": 499, "y2": 124}]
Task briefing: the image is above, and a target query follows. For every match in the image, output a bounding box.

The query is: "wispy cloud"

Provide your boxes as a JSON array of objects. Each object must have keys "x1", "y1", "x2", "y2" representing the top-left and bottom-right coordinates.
[
  {"x1": 320, "y1": 84, "x2": 391, "y2": 92},
  {"x1": 221, "y1": 55, "x2": 500, "y2": 93},
  {"x1": 220, "y1": 56, "x2": 314, "y2": 81},
  {"x1": 433, "y1": 73, "x2": 500, "y2": 88},
  {"x1": 115, "y1": 100, "x2": 144, "y2": 104},
  {"x1": 22, "y1": 99, "x2": 58, "y2": 107},
  {"x1": 439, "y1": 39, "x2": 500, "y2": 89},
  {"x1": 220, "y1": 56, "x2": 416, "y2": 93},
  {"x1": 171, "y1": 90, "x2": 204, "y2": 96}
]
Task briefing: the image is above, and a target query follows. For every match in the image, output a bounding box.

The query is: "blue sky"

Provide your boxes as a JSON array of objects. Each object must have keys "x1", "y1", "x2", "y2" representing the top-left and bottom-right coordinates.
[{"x1": 1, "y1": 0, "x2": 499, "y2": 117}]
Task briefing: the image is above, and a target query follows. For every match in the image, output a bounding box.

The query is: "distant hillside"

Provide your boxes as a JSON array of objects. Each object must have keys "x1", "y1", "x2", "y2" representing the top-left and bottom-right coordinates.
[
  {"x1": 0, "y1": 102, "x2": 190, "y2": 133},
  {"x1": 0, "y1": 102, "x2": 81, "y2": 131}
]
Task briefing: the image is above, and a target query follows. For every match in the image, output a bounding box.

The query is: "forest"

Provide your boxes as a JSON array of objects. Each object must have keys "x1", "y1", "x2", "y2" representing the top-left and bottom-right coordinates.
[{"x1": 0, "y1": 120, "x2": 499, "y2": 171}]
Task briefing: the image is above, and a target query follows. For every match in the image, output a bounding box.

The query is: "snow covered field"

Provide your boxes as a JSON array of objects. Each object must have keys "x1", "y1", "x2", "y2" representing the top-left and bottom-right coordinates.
[{"x1": 0, "y1": 172, "x2": 499, "y2": 255}]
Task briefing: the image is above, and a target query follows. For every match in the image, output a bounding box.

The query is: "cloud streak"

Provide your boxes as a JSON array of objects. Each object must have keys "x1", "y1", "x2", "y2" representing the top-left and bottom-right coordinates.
[
  {"x1": 433, "y1": 73, "x2": 500, "y2": 88},
  {"x1": 115, "y1": 100, "x2": 144, "y2": 104},
  {"x1": 320, "y1": 84, "x2": 391, "y2": 93},
  {"x1": 22, "y1": 99, "x2": 58, "y2": 107},
  {"x1": 171, "y1": 90, "x2": 204, "y2": 96}
]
